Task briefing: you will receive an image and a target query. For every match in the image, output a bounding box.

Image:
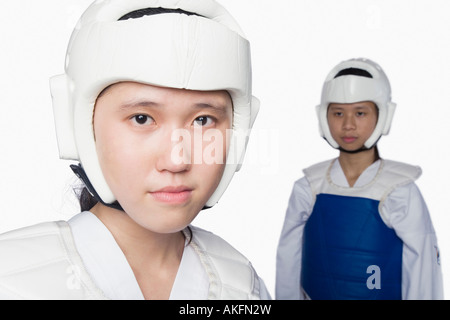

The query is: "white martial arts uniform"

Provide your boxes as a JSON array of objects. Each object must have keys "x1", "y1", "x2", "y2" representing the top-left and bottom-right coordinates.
[
  {"x1": 0, "y1": 212, "x2": 270, "y2": 300},
  {"x1": 276, "y1": 158, "x2": 443, "y2": 300},
  {"x1": 68, "y1": 212, "x2": 208, "y2": 300}
]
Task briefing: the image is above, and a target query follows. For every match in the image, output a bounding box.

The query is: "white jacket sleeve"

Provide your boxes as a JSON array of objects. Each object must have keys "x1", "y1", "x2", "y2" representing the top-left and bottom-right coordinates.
[
  {"x1": 275, "y1": 178, "x2": 313, "y2": 300},
  {"x1": 382, "y1": 182, "x2": 444, "y2": 300}
]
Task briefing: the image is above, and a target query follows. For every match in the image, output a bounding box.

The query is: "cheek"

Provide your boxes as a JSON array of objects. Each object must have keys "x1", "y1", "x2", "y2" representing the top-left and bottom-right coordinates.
[
  {"x1": 371, "y1": 117, "x2": 378, "y2": 130},
  {"x1": 192, "y1": 128, "x2": 229, "y2": 196},
  {"x1": 95, "y1": 121, "x2": 118, "y2": 169},
  {"x1": 95, "y1": 123, "x2": 153, "y2": 191},
  {"x1": 198, "y1": 128, "x2": 229, "y2": 165},
  {"x1": 364, "y1": 116, "x2": 378, "y2": 136},
  {"x1": 327, "y1": 117, "x2": 340, "y2": 135},
  {"x1": 193, "y1": 162, "x2": 226, "y2": 201}
]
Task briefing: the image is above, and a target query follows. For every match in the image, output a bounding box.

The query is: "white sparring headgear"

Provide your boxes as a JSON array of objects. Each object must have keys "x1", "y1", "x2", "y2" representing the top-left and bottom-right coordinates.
[
  {"x1": 50, "y1": 0, "x2": 259, "y2": 208},
  {"x1": 316, "y1": 58, "x2": 396, "y2": 149}
]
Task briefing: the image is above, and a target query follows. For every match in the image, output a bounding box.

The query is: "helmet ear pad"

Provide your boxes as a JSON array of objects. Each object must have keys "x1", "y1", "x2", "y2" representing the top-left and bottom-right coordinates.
[
  {"x1": 381, "y1": 102, "x2": 397, "y2": 135},
  {"x1": 204, "y1": 96, "x2": 260, "y2": 208},
  {"x1": 364, "y1": 101, "x2": 396, "y2": 149},
  {"x1": 316, "y1": 103, "x2": 339, "y2": 149},
  {"x1": 50, "y1": 74, "x2": 78, "y2": 161}
]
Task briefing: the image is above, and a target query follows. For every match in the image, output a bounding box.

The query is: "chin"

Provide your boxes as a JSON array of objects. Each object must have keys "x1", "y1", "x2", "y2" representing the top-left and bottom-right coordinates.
[{"x1": 131, "y1": 206, "x2": 200, "y2": 234}]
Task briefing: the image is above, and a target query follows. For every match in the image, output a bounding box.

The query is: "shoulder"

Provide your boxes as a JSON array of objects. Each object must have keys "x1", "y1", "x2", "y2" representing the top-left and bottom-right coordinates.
[
  {"x1": 0, "y1": 221, "x2": 62, "y2": 241},
  {"x1": 303, "y1": 158, "x2": 334, "y2": 180},
  {"x1": 381, "y1": 159, "x2": 422, "y2": 181},
  {"x1": 190, "y1": 226, "x2": 247, "y2": 260},
  {"x1": 188, "y1": 226, "x2": 264, "y2": 299},
  {"x1": 301, "y1": 158, "x2": 335, "y2": 197},
  {"x1": 189, "y1": 226, "x2": 254, "y2": 275},
  {"x1": 0, "y1": 221, "x2": 105, "y2": 300},
  {"x1": 377, "y1": 159, "x2": 422, "y2": 202},
  {"x1": 379, "y1": 161, "x2": 431, "y2": 231},
  {"x1": 382, "y1": 181, "x2": 432, "y2": 228},
  {"x1": 0, "y1": 222, "x2": 70, "y2": 299},
  {"x1": 0, "y1": 221, "x2": 66, "y2": 274}
]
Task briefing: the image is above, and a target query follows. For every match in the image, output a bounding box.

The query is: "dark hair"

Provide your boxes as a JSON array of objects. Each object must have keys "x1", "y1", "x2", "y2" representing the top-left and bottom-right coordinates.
[
  {"x1": 77, "y1": 7, "x2": 203, "y2": 213},
  {"x1": 78, "y1": 187, "x2": 98, "y2": 212},
  {"x1": 334, "y1": 67, "x2": 373, "y2": 79},
  {"x1": 118, "y1": 7, "x2": 202, "y2": 21}
]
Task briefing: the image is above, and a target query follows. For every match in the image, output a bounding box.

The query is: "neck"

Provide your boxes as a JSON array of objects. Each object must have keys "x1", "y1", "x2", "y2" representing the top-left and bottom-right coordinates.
[
  {"x1": 338, "y1": 146, "x2": 379, "y2": 187},
  {"x1": 90, "y1": 202, "x2": 185, "y2": 299}
]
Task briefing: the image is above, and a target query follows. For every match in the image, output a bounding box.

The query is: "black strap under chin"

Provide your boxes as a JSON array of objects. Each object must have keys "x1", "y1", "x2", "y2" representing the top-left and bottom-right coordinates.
[
  {"x1": 338, "y1": 146, "x2": 371, "y2": 154},
  {"x1": 70, "y1": 163, "x2": 124, "y2": 212}
]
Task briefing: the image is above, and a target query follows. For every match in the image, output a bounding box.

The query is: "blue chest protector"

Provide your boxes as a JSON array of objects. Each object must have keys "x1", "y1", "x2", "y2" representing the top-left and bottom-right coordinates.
[{"x1": 301, "y1": 193, "x2": 403, "y2": 300}]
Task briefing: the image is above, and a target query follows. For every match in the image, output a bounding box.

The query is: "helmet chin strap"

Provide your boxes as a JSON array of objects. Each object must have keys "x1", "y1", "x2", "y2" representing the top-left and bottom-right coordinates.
[
  {"x1": 70, "y1": 163, "x2": 124, "y2": 212},
  {"x1": 338, "y1": 146, "x2": 373, "y2": 154}
]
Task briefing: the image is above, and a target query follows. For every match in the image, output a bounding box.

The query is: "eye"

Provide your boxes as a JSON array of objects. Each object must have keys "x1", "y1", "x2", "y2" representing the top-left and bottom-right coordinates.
[
  {"x1": 131, "y1": 114, "x2": 154, "y2": 126},
  {"x1": 193, "y1": 116, "x2": 214, "y2": 127},
  {"x1": 356, "y1": 112, "x2": 366, "y2": 117}
]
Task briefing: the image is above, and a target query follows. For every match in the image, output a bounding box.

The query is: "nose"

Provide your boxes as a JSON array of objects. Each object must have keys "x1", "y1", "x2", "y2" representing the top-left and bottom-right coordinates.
[
  {"x1": 342, "y1": 114, "x2": 356, "y2": 130},
  {"x1": 155, "y1": 128, "x2": 192, "y2": 173}
]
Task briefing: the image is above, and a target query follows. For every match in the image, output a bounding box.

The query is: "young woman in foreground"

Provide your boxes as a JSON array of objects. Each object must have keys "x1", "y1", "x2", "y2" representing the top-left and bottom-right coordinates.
[{"x1": 0, "y1": 0, "x2": 270, "y2": 300}]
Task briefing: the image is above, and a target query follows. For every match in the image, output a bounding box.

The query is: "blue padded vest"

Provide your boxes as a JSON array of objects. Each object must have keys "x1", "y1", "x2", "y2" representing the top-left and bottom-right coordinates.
[{"x1": 301, "y1": 193, "x2": 402, "y2": 299}]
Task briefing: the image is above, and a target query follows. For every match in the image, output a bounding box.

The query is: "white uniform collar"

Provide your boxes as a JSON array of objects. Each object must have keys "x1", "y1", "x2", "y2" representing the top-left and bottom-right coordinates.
[
  {"x1": 330, "y1": 159, "x2": 381, "y2": 188},
  {"x1": 68, "y1": 211, "x2": 208, "y2": 299}
]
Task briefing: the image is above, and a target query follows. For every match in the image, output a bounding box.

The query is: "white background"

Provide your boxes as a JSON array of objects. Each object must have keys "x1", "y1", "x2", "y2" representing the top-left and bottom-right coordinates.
[{"x1": 0, "y1": 0, "x2": 449, "y2": 299}]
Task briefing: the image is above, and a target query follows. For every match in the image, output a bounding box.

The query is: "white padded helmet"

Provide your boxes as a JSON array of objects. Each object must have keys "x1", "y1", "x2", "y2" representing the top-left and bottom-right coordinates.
[
  {"x1": 316, "y1": 58, "x2": 396, "y2": 149},
  {"x1": 50, "y1": 0, "x2": 259, "y2": 208}
]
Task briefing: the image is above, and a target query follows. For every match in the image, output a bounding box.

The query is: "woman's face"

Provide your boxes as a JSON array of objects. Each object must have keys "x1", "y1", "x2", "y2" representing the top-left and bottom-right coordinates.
[
  {"x1": 93, "y1": 82, "x2": 233, "y2": 233},
  {"x1": 327, "y1": 101, "x2": 378, "y2": 152}
]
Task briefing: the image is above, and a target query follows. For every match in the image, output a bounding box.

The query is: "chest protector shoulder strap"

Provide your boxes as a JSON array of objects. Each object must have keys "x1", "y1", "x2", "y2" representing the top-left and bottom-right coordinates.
[{"x1": 301, "y1": 159, "x2": 420, "y2": 300}]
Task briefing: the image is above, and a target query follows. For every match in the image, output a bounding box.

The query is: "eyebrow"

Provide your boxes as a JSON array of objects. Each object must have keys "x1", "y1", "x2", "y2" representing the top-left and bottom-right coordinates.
[
  {"x1": 120, "y1": 100, "x2": 230, "y2": 114},
  {"x1": 329, "y1": 105, "x2": 371, "y2": 110},
  {"x1": 192, "y1": 102, "x2": 229, "y2": 115},
  {"x1": 353, "y1": 105, "x2": 372, "y2": 111},
  {"x1": 120, "y1": 100, "x2": 160, "y2": 110}
]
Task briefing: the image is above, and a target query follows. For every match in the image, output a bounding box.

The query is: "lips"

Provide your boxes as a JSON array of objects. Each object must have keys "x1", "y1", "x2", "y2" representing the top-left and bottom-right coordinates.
[
  {"x1": 149, "y1": 186, "x2": 193, "y2": 204},
  {"x1": 342, "y1": 136, "x2": 357, "y2": 143}
]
